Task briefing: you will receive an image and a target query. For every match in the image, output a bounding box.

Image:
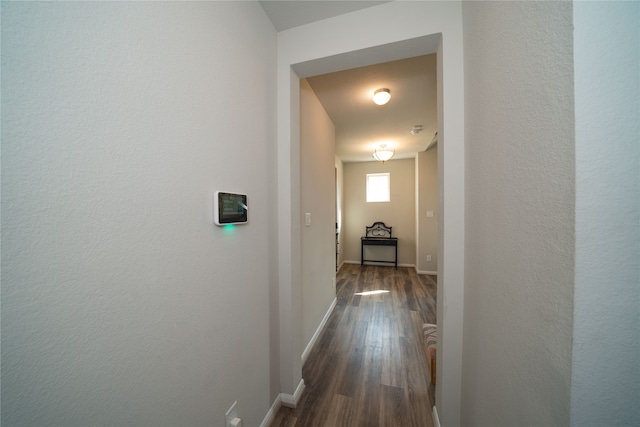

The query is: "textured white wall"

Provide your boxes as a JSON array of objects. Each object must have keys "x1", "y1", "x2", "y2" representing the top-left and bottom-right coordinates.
[
  {"x1": 1, "y1": 2, "x2": 276, "y2": 426},
  {"x1": 572, "y1": 2, "x2": 640, "y2": 425},
  {"x1": 342, "y1": 159, "x2": 416, "y2": 266},
  {"x1": 462, "y1": 2, "x2": 575, "y2": 426},
  {"x1": 300, "y1": 79, "x2": 337, "y2": 348}
]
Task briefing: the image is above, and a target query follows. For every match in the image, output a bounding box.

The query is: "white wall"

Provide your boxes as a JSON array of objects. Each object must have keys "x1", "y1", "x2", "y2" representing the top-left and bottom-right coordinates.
[
  {"x1": 342, "y1": 159, "x2": 416, "y2": 266},
  {"x1": 277, "y1": 3, "x2": 465, "y2": 423},
  {"x1": 572, "y1": 2, "x2": 640, "y2": 425},
  {"x1": 336, "y1": 156, "x2": 345, "y2": 268},
  {"x1": 300, "y1": 79, "x2": 337, "y2": 349},
  {"x1": 461, "y1": 2, "x2": 575, "y2": 425},
  {"x1": 1, "y1": 2, "x2": 277, "y2": 425},
  {"x1": 417, "y1": 148, "x2": 438, "y2": 273}
]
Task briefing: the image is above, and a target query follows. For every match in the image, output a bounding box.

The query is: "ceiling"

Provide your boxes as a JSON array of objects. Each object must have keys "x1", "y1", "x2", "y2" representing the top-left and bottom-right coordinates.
[
  {"x1": 306, "y1": 55, "x2": 437, "y2": 162},
  {"x1": 260, "y1": 1, "x2": 438, "y2": 163},
  {"x1": 259, "y1": 1, "x2": 389, "y2": 32}
]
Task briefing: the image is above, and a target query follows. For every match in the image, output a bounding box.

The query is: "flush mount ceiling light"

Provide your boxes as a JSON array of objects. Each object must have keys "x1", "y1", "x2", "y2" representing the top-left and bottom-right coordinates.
[
  {"x1": 372, "y1": 88, "x2": 391, "y2": 105},
  {"x1": 373, "y1": 144, "x2": 394, "y2": 162},
  {"x1": 411, "y1": 125, "x2": 423, "y2": 135}
]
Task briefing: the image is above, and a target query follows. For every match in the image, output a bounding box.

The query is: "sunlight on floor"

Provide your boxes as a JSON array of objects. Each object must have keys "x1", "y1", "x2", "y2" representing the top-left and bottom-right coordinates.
[{"x1": 354, "y1": 290, "x2": 390, "y2": 296}]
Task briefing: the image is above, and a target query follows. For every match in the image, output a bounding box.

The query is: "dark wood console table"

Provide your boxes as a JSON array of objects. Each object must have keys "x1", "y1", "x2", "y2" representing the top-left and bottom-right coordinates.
[{"x1": 361, "y1": 221, "x2": 398, "y2": 269}]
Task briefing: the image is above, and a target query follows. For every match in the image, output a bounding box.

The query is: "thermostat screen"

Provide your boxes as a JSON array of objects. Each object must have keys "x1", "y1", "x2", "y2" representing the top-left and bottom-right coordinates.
[{"x1": 214, "y1": 191, "x2": 248, "y2": 225}]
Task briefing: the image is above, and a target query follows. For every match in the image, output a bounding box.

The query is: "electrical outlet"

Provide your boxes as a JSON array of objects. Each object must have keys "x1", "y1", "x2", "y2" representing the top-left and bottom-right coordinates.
[
  {"x1": 427, "y1": 255, "x2": 432, "y2": 262},
  {"x1": 331, "y1": 277, "x2": 336, "y2": 288},
  {"x1": 225, "y1": 401, "x2": 238, "y2": 427}
]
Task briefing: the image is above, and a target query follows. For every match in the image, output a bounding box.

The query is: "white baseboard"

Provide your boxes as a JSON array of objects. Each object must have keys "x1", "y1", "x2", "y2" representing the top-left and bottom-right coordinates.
[
  {"x1": 398, "y1": 263, "x2": 416, "y2": 268},
  {"x1": 344, "y1": 260, "x2": 415, "y2": 268},
  {"x1": 260, "y1": 395, "x2": 282, "y2": 427},
  {"x1": 261, "y1": 379, "x2": 305, "y2": 425},
  {"x1": 432, "y1": 406, "x2": 441, "y2": 427},
  {"x1": 281, "y1": 379, "x2": 305, "y2": 408},
  {"x1": 302, "y1": 297, "x2": 337, "y2": 365},
  {"x1": 262, "y1": 297, "x2": 334, "y2": 424},
  {"x1": 416, "y1": 268, "x2": 438, "y2": 275}
]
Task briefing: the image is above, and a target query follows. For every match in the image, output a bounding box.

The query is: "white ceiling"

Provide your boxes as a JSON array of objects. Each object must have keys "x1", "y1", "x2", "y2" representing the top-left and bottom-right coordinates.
[
  {"x1": 260, "y1": 1, "x2": 437, "y2": 163},
  {"x1": 306, "y1": 54, "x2": 437, "y2": 162},
  {"x1": 259, "y1": 1, "x2": 389, "y2": 32}
]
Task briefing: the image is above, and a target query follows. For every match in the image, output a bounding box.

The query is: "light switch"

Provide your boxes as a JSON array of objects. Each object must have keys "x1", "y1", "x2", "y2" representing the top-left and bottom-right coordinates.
[
  {"x1": 427, "y1": 211, "x2": 434, "y2": 218},
  {"x1": 305, "y1": 213, "x2": 311, "y2": 227}
]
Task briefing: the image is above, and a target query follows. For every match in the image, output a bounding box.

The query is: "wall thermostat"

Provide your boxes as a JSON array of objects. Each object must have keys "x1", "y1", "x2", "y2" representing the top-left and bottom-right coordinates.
[{"x1": 214, "y1": 191, "x2": 248, "y2": 226}]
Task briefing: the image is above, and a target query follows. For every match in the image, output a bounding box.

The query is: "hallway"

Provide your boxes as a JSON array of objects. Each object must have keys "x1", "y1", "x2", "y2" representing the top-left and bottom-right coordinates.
[{"x1": 272, "y1": 265, "x2": 437, "y2": 426}]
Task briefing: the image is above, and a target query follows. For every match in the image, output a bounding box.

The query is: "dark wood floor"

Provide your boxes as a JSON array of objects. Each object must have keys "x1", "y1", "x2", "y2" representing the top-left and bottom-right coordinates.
[{"x1": 271, "y1": 264, "x2": 437, "y2": 427}]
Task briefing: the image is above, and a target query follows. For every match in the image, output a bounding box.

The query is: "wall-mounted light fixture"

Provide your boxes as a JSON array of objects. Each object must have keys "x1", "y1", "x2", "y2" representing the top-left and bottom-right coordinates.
[
  {"x1": 373, "y1": 88, "x2": 391, "y2": 105},
  {"x1": 373, "y1": 144, "x2": 394, "y2": 162}
]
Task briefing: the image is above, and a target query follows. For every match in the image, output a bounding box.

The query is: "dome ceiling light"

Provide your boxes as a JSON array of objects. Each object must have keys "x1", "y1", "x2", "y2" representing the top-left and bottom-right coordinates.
[
  {"x1": 373, "y1": 144, "x2": 394, "y2": 162},
  {"x1": 372, "y1": 88, "x2": 391, "y2": 106}
]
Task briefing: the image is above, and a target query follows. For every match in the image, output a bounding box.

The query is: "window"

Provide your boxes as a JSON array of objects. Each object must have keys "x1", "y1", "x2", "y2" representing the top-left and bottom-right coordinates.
[{"x1": 366, "y1": 173, "x2": 390, "y2": 202}]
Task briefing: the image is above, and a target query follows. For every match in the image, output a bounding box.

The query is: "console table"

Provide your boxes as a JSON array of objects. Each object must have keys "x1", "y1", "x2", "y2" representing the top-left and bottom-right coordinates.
[{"x1": 361, "y1": 221, "x2": 398, "y2": 269}]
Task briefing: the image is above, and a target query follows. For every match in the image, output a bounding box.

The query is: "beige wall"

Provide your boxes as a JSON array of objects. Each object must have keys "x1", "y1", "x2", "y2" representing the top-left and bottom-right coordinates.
[
  {"x1": 417, "y1": 148, "x2": 438, "y2": 273},
  {"x1": 343, "y1": 159, "x2": 416, "y2": 266},
  {"x1": 300, "y1": 79, "x2": 337, "y2": 349}
]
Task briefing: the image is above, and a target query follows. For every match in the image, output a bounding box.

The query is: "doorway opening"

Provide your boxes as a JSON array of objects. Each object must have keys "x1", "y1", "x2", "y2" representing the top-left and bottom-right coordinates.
[{"x1": 277, "y1": 27, "x2": 465, "y2": 423}]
